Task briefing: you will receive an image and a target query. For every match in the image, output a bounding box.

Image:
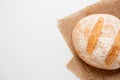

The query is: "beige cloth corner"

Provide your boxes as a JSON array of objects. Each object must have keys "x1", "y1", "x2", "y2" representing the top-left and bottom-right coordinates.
[{"x1": 58, "y1": 0, "x2": 120, "y2": 80}]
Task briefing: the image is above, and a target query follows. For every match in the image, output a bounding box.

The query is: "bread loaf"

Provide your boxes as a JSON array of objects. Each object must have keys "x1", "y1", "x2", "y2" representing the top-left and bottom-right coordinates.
[{"x1": 72, "y1": 14, "x2": 120, "y2": 70}]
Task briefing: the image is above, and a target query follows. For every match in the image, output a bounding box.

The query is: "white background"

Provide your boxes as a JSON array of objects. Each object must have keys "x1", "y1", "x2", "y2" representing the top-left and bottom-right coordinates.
[{"x1": 0, "y1": 0, "x2": 99, "y2": 80}]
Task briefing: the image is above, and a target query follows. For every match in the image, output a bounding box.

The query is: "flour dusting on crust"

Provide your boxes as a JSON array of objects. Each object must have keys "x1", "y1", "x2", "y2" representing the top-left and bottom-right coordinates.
[{"x1": 72, "y1": 14, "x2": 120, "y2": 69}]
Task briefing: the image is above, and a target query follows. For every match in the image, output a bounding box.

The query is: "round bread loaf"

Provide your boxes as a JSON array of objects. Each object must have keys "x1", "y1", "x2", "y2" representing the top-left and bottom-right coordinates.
[{"x1": 72, "y1": 14, "x2": 120, "y2": 70}]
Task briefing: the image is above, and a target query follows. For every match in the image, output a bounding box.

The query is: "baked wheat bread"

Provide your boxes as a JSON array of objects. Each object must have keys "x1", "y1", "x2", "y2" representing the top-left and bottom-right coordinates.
[{"x1": 72, "y1": 14, "x2": 120, "y2": 70}]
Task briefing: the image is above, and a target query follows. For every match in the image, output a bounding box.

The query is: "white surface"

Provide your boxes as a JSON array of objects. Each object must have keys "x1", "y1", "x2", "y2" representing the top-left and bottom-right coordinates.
[{"x1": 0, "y1": 0, "x2": 99, "y2": 80}]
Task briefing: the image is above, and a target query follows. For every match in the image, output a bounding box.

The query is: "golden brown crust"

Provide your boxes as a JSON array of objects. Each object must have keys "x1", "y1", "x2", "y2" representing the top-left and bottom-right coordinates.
[
  {"x1": 105, "y1": 45, "x2": 120, "y2": 65},
  {"x1": 105, "y1": 31, "x2": 120, "y2": 65},
  {"x1": 87, "y1": 17, "x2": 104, "y2": 54}
]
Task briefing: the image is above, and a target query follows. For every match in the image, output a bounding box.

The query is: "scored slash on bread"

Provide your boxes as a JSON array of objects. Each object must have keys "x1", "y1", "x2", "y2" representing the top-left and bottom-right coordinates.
[
  {"x1": 105, "y1": 30, "x2": 120, "y2": 65},
  {"x1": 87, "y1": 17, "x2": 104, "y2": 55}
]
